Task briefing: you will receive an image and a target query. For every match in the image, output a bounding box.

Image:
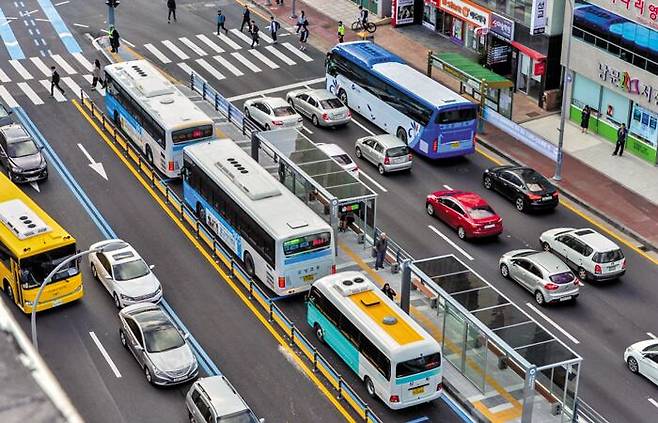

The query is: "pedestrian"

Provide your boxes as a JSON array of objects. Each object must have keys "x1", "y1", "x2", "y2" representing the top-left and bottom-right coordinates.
[
  {"x1": 109, "y1": 25, "x2": 120, "y2": 53},
  {"x1": 374, "y1": 232, "x2": 388, "y2": 270},
  {"x1": 275, "y1": 0, "x2": 283, "y2": 4},
  {"x1": 249, "y1": 21, "x2": 260, "y2": 48},
  {"x1": 612, "y1": 123, "x2": 628, "y2": 156},
  {"x1": 269, "y1": 16, "x2": 280, "y2": 43},
  {"x1": 50, "y1": 66, "x2": 64, "y2": 97},
  {"x1": 167, "y1": 0, "x2": 176, "y2": 24},
  {"x1": 240, "y1": 5, "x2": 251, "y2": 32},
  {"x1": 296, "y1": 11, "x2": 306, "y2": 33},
  {"x1": 216, "y1": 10, "x2": 228, "y2": 35},
  {"x1": 91, "y1": 59, "x2": 105, "y2": 89},
  {"x1": 299, "y1": 20, "x2": 309, "y2": 50},
  {"x1": 337, "y1": 20, "x2": 346, "y2": 43},
  {"x1": 580, "y1": 105, "x2": 591, "y2": 134},
  {"x1": 358, "y1": 5, "x2": 369, "y2": 28},
  {"x1": 381, "y1": 283, "x2": 396, "y2": 301}
]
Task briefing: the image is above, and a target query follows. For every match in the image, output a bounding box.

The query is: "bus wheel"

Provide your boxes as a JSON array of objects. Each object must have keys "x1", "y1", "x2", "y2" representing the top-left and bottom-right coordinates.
[
  {"x1": 338, "y1": 89, "x2": 347, "y2": 106},
  {"x1": 145, "y1": 145, "x2": 154, "y2": 166},
  {"x1": 314, "y1": 324, "x2": 325, "y2": 343},
  {"x1": 364, "y1": 376, "x2": 376, "y2": 398},
  {"x1": 3, "y1": 281, "x2": 14, "y2": 304},
  {"x1": 243, "y1": 252, "x2": 255, "y2": 278},
  {"x1": 195, "y1": 203, "x2": 205, "y2": 220},
  {"x1": 113, "y1": 111, "x2": 120, "y2": 126},
  {"x1": 396, "y1": 127, "x2": 408, "y2": 144}
]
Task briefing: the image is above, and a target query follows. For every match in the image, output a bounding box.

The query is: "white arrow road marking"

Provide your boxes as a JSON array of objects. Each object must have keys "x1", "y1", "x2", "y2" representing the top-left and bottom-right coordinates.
[
  {"x1": 77, "y1": 143, "x2": 107, "y2": 180},
  {"x1": 89, "y1": 332, "x2": 121, "y2": 378},
  {"x1": 30, "y1": 182, "x2": 40, "y2": 192}
]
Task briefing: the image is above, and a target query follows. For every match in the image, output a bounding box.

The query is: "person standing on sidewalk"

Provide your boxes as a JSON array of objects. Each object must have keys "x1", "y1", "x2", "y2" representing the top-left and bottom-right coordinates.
[
  {"x1": 240, "y1": 5, "x2": 251, "y2": 32},
  {"x1": 337, "y1": 21, "x2": 346, "y2": 43},
  {"x1": 108, "y1": 25, "x2": 120, "y2": 53},
  {"x1": 216, "y1": 10, "x2": 228, "y2": 35},
  {"x1": 374, "y1": 232, "x2": 388, "y2": 270},
  {"x1": 249, "y1": 21, "x2": 260, "y2": 48},
  {"x1": 581, "y1": 105, "x2": 591, "y2": 134},
  {"x1": 296, "y1": 11, "x2": 306, "y2": 33},
  {"x1": 269, "y1": 16, "x2": 280, "y2": 43},
  {"x1": 91, "y1": 59, "x2": 105, "y2": 89},
  {"x1": 612, "y1": 123, "x2": 628, "y2": 156},
  {"x1": 298, "y1": 21, "x2": 309, "y2": 50},
  {"x1": 167, "y1": 0, "x2": 176, "y2": 24},
  {"x1": 50, "y1": 66, "x2": 64, "y2": 97}
]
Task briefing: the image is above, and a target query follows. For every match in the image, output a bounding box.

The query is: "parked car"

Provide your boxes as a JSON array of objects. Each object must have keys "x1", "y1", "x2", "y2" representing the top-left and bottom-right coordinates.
[
  {"x1": 316, "y1": 143, "x2": 358, "y2": 178},
  {"x1": 244, "y1": 97, "x2": 303, "y2": 130},
  {"x1": 355, "y1": 134, "x2": 412, "y2": 175},
  {"x1": 89, "y1": 239, "x2": 162, "y2": 308},
  {"x1": 499, "y1": 249, "x2": 581, "y2": 306},
  {"x1": 0, "y1": 100, "x2": 15, "y2": 127},
  {"x1": 119, "y1": 302, "x2": 198, "y2": 386},
  {"x1": 425, "y1": 190, "x2": 502, "y2": 239},
  {"x1": 0, "y1": 124, "x2": 48, "y2": 183},
  {"x1": 186, "y1": 376, "x2": 264, "y2": 423},
  {"x1": 539, "y1": 228, "x2": 625, "y2": 281},
  {"x1": 286, "y1": 88, "x2": 351, "y2": 127},
  {"x1": 624, "y1": 339, "x2": 658, "y2": 386},
  {"x1": 482, "y1": 165, "x2": 558, "y2": 212}
]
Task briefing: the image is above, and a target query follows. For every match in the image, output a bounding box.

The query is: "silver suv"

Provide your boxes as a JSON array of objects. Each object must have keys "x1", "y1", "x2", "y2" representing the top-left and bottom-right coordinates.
[
  {"x1": 186, "y1": 376, "x2": 264, "y2": 423},
  {"x1": 0, "y1": 124, "x2": 48, "y2": 183},
  {"x1": 355, "y1": 134, "x2": 412, "y2": 175}
]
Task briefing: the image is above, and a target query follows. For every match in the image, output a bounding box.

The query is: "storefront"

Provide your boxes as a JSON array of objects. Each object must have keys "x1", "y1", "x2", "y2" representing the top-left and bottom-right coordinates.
[{"x1": 422, "y1": 0, "x2": 489, "y2": 54}]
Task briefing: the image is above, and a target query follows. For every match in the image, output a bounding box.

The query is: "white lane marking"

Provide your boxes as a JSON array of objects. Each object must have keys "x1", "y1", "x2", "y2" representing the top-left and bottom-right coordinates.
[
  {"x1": 648, "y1": 398, "x2": 658, "y2": 408},
  {"x1": 30, "y1": 182, "x2": 40, "y2": 192},
  {"x1": 350, "y1": 116, "x2": 376, "y2": 136},
  {"x1": 443, "y1": 185, "x2": 453, "y2": 190},
  {"x1": 259, "y1": 32, "x2": 274, "y2": 43},
  {"x1": 248, "y1": 49, "x2": 279, "y2": 69},
  {"x1": 162, "y1": 40, "x2": 189, "y2": 60},
  {"x1": 179, "y1": 37, "x2": 207, "y2": 56},
  {"x1": 177, "y1": 62, "x2": 195, "y2": 76},
  {"x1": 121, "y1": 38, "x2": 135, "y2": 48},
  {"x1": 89, "y1": 332, "x2": 122, "y2": 378},
  {"x1": 17, "y1": 82, "x2": 44, "y2": 105},
  {"x1": 61, "y1": 76, "x2": 82, "y2": 99},
  {"x1": 144, "y1": 43, "x2": 171, "y2": 64},
  {"x1": 301, "y1": 125, "x2": 313, "y2": 135},
  {"x1": 647, "y1": 332, "x2": 657, "y2": 339},
  {"x1": 54, "y1": 0, "x2": 70, "y2": 5},
  {"x1": 82, "y1": 74, "x2": 106, "y2": 96},
  {"x1": 30, "y1": 57, "x2": 52, "y2": 77},
  {"x1": 215, "y1": 33, "x2": 241, "y2": 50},
  {"x1": 0, "y1": 68, "x2": 11, "y2": 83},
  {"x1": 227, "y1": 77, "x2": 325, "y2": 101},
  {"x1": 282, "y1": 42, "x2": 313, "y2": 62},
  {"x1": 0, "y1": 86, "x2": 18, "y2": 107},
  {"x1": 72, "y1": 23, "x2": 88, "y2": 28},
  {"x1": 196, "y1": 34, "x2": 224, "y2": 53},
  {"x1": 78, "y1": 143, "x2": 108, "y2": 180},
  {"x1": 230, "y1": 28, "x2": 255, "y2": 46},
  {"x1": 230, "y1": 52, "x2": 261, "y2": 73},
  {"x1": 195, "y1": 58, "x2": 225, "y2": 81},
  {"x1": 359, "y1": 170, "x2": 388, "y2": 192},
  {"x1": 9, "y1": 60, "x2": 33, "y2": 80},
  {"x1": 428, "y1": 225, "x2": 474, "y2": 261},
  {"x1": 265, "y1": 45, "x2": 295, "y2": 65},
  {"x1": 72, "y1": 53, "x2": 93, "y2": 72},
  {"x1": 39, "y1": 79, "x2": 66, "y2": 101},
  {"x1": 213, "y1": 55, "x2": 243, "y2": 76},
  {"x1": 51, "y1": 54, "x2": 77, "y2": 75},
  {"x1": 525, "y1": 303, "x2": 580, "y2": 344}
]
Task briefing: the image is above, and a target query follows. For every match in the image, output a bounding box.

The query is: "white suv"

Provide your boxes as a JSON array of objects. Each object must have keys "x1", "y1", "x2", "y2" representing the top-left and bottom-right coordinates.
[{"x1": 539, "y1": 228, "x2": 625, "y2": 282}]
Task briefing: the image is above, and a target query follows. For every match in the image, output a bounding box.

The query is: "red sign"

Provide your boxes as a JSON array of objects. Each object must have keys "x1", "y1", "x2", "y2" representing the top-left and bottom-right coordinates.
[{"x1": 534, "y1": 61, "x2": 545, "y2": 76}]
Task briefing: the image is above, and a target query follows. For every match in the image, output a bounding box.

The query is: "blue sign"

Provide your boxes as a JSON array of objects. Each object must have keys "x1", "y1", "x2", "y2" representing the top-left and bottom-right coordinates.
[{"x1": 490, "y1": 13, "x2": 515, "y2": 42}]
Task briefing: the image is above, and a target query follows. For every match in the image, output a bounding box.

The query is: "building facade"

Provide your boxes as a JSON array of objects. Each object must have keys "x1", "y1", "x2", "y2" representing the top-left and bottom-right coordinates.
[{"x1": 563, "y1": 0, "x2": 658, "y2": 163}]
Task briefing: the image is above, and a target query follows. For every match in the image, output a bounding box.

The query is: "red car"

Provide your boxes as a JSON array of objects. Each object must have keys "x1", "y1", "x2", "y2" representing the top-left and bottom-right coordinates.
[{"x1": 425, "y1": 190, "x2": 503, "y2": 239}]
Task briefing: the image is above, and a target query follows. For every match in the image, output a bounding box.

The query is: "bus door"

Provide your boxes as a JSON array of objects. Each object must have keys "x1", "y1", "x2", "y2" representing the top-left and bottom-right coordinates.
[{"x1": 11, "y1": 260, "x2": 23, "y2": 306}]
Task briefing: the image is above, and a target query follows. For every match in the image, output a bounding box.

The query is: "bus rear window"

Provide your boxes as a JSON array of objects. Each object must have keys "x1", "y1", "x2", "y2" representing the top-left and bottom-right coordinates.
[
  {"x1": 171, "y1": 125, "x2": 213, "y2": 144},
  {"x1": 436, "y1": 108, "x2": 477, "y2": 124},
  {"x1": 283, "y1": 232, "x2": 331, "y2": 256},
  {"x1": 396, "y1": 353, "x2": 441, "y2": 378}
]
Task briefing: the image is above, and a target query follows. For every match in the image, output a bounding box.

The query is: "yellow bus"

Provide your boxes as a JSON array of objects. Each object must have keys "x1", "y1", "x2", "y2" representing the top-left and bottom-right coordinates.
[{"x1": 0, "y1": 172, "x2": 83, "y2": 313}]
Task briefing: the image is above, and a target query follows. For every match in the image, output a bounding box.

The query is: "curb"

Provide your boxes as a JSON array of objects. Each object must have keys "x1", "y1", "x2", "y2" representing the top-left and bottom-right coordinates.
[
  {"x1": 477, "y1": 135, "x2": 657, "y2": 252},
  {"x1": 443, "y1": 378, "x2": 490, "y2": 423},
  {"x1": 89, "y1": 34, "x2": 115, "y2": 64}
]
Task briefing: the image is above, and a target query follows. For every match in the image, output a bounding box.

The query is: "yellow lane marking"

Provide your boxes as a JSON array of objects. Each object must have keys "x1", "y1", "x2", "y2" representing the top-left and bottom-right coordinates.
[{"x1": 72, "y1": 99, "x2": 356, "y2": 423}]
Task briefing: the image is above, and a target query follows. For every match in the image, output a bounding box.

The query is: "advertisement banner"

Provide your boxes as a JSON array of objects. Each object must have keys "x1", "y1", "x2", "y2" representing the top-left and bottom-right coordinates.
[
  {"x1": 530, "y1": 0, "x2": 546, "y2": 35},
  {"x1": 630, "y1": 103, "x2": 658, "y2": 148},
  {"x1": 490, "y1": 12, "x2": 514, "y2": 41},
  {"x1": 393, "y1": 0, "x2": 415, "y2": 26},
  {"x1": 439, "y1": 0, "x2": 490, "y2": 28}
]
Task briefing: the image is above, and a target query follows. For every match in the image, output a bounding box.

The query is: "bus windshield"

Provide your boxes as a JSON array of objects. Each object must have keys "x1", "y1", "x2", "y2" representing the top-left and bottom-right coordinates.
[
  {"x1": 19, "y1": 244, "x2": 79, "y2": 288},
  {"x1": 283, "y1": 232, "x2": 331, "y2": 256},
  {"x1": 436, "y1": 108, "x2": 477, "y2": 124},
  {"x1": 171, "y1": 125, "x2": 214, "y2": 144},
  {"x1": 396, "y1": 353, "x2": 442, "y2": 378}
]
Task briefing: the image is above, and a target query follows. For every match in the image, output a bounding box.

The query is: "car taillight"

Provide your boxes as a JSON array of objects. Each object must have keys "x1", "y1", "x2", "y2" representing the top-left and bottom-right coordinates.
[
  {"x1": 594, "y1": 264, "x2": 602, "y2": 274},
  {"x1": 389, "y1": 395, "x2": 400, "y2": 403},
  {"x1": 347, "y1": 110, "x2": 352, "y2": 117},
  {"x1": 322, "y1": 113, "x2": 329, "y2": 121},
  {"x1": 168, "y1": 161, "x2": 175, "y2": 172},
  {"x1": 272, "y1": 120, "x2": 283, "y2": 125},
  {"x1": 278, "y1": 277, "x2": 286, "y2": 288},
  {"x1": 552, "y1": 190, "x2": 559, "y2": 197},
  {"x1": 437, "y1": 382, "x2": 443, "y2": 391},
  {"x1": 528, "y1": 194, "x2": 542, "y2": 200},
  {"x1": 432, "y1": 139, "x2": 438, "y2": 152},
  {"x1": 331, "y1": 264, "x2": 336, "y2": 274},
  {"x1": 408, "y1": 153, "x2": 413, "y2": 161},
  {"x1": 384, "y1": 157, "x2": 390, "y2": 165},
  {"x1": 622, "y1": 259, "x2": 627, "y2": 269},
  {"x1": 545, "y1": 283, "x2": 559, "y2": 291}
]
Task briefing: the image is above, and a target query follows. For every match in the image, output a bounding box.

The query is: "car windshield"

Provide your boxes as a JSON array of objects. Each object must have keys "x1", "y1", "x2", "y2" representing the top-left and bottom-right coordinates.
[
  {"x1": 19, "y1": 244, "x2": 79, "y2": 288},
  {"x1": 467, "y1": 206, "x2": 496, "y2": 219},
  {"x1": 332, "y1": 153, "x2": 353, "y2": 166},
  {"x1": 273, "y1": 106, "x2": 296, "y2": 117},
  {"x1": 320, "y1": 98, "x2": 343, "y2": 109},
  {"x1": 550, "y1": 272, "x2": 575, "y2": 284},
  {"x1": 218, "y1": 410, "x2": 260, "y2": 423},
  {"x1": 112, "y1": 259, "x2": 150, "y2": 281},
  {"x1": 8, "y1": 140, "x2": 39, "y2": 158},
  {"x1": 396, "y1": 353, "x2": 441, "y2": 378},
  {"x1": 386, "y1": 146, "x2": 409, "y2": 157},
  {"x1": 592, "y1": 249, "x2": 624, "y2": 263},
  {"x1": 144, "y1": 324, "x2": 185, "y2": 353}
]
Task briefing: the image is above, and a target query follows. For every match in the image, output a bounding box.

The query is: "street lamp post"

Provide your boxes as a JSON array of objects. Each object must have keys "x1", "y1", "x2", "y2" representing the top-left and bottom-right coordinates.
[
  {"x1": 554, "y1": 0, "x2": 574, "y2": 181},
  {"x1": 106, "y1": 0, "x2": 120, "y2": 29},
  {"x1": 31, "y1": 249, "x2": 100, "y2": 353}
]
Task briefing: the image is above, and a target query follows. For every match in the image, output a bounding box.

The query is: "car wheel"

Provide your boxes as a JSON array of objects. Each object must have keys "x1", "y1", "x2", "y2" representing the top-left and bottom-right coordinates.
[
  {"x1": 145, "y1": 367, "x2": 154, "y2": 385},
  {"x1": 243, "y1": 252, "x2": 255, "y2": 278},
  {"x1": 500, "y1": 263, "x2": 510, "y2": 279},
  {"x1": 355, "y1": 147, "x2": 362, "y2": 159},
  {"x1": 515, "y1": 197, "x2": 526, "y2": 212},
  {"x1": 91, "y1": 263, "x2": 98, "y2": 280},
  {"x1": 264, "y1": 124, "x2": 271, "y2": 131},
  {"x1": 534, "y1": 291, "x2": 546, "y2": 306},
  {"x1": 189, "y1": 411, "x2": 195, "y2": 423},
  {"x1": 119, "y1": 329, "x2": 127, "y2": 348},
  {"x1": 312, "y1": 114, "x2": 319, "y2": 127},
  {"x1": 426, "y1": 203, "x2": 434, "y2": 216},
  {"x1": 627, "y1": 357, "x2": 639, "y2": 374},
  {"x1": 396, "y1": 127, "x2": 408, "y2": 144},
  {"x1": 378, "y1": 164, "x2": 385, "y2": 175},
  {"x1": 113, "y1": 293, "x2": 122, "y2": 309},
  {"x1": 244, "y1": 107, "x2": 251, "y2": 118},
  {"x1": 542, "y1": 242, "x2": 551, "y2": 252},
  {"x1": 364, "y1": 376, "x2": 376, "y2": 398},
  {"x1": 578, "y1": 267, "x2": 588, "y2": 282},
  {"x1": 338, "y1": 89, "x2": 347, "y2": 106},
  {"x1": 287, "y1": 98, "x2": 294, "y2": 108},
  {"x1": 314, "y1": 324, "x2": 325, "y2": 343},
  {"x1": 457, "y1": 227, "x2": 466, "y2": 240},
  {"x1": 483, "y1": 176, "x2": 493, "y2": 190}
]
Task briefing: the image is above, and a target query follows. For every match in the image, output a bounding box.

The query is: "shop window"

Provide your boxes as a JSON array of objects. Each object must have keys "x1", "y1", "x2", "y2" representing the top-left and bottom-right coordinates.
[
  {"x1": 600, "y1": 87, "x2": 630, "y2": 126},
  {"x1": 571, "y1": 74, "x2": 601, "y2": 111}
]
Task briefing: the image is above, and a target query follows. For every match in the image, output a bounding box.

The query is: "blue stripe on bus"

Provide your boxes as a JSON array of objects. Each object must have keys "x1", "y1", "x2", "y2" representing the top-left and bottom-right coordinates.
[
  {"x1": 36, "y1": 0, "x2": 82, "y2": 54},
  {"x1": 0, "y1": 7, "x2": 25, "y2": 59},
  {"x1": 283, "y1": 248, "x2": 332, "y2": 265},
  {"x1": 308, "y1": 302, "x2": 360, "y2": 373},
  {"x1": 395, "y1": 367, "x2": 441, "y2": 385},
  {"x1": 105, "y1": 94, "x2": 143, "y2": 136}
]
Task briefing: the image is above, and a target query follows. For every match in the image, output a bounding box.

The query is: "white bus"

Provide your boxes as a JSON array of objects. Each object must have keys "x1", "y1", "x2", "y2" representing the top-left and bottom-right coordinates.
[
  {"x1": 104, "y1": 59, "x2": 215, "y2": 177},
  {"x1": 307, "y1": 271, "x2": 443, "y2": 409},
  {"x1": 182, "y1": 140, "x2": 336, "y2": 296}
]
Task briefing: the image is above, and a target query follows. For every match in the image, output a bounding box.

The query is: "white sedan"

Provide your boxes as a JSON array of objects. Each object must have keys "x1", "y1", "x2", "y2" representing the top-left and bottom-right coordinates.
[
  {"x1": 244, "y1": 97, "x2": 303, "y2": 131},
  {"x1": 316, "y1": 143, "x2": 358, "y2": 179},
  {"x1": 624, "y1": 339, "x2": 658, "y2": 386},
  {"x1": 89, "y1": 239, "x2": 162, "y2": 308}
]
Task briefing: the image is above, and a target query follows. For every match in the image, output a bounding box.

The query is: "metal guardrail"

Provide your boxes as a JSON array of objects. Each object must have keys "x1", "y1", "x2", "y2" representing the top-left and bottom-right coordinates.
[{"x1": 78, "y1": 90, "x2": 382, "y2": 423}]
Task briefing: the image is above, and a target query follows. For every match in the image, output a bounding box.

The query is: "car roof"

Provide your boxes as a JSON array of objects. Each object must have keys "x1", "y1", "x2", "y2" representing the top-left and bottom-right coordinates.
[
  {"x1": 317, "y1": 143, "x2": 348, "y2": 157},
  {"x1": 308, "y1": 89, "x2": 336, "y2": 100},
  {"x1": 525, "y1": 251, "x2": 571, "y2": 274},
  {"x1": 1, "y1": 124, "x2": 31, "y2": 142},
  {"x1": 131, "y1": 307, "x2": 172, "y2": 331},
  {"x1": 100, "y1": 241, "x2": 143, "y2": 265},
  {"x1": 448, "y1": 191, "x2": 489, "y2": 209},
  {"x1": 369, "y1": 134, "x2": 406, "y2": 148},
  {"x1": 570, "y1": 229, "x2": 619, "y2": 251},
  {"x1": 260, "y1": 97, "x2": 289, "y2": 107},
  {"x1": 196, "y1": 376, "x2": 249, "y2": 416}
]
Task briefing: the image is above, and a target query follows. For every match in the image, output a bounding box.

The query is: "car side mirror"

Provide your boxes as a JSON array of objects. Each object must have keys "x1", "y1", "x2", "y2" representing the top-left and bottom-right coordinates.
[
  {"x1": 183, "y1": 333, "x2": 190, "y2": 340},
  {"x1": 135, "y1": 345, "x2": 144, "y2": 351},
  {"x1": 259, "y1": 419, "x2": 265, "y2": 423},
  {"x1": 0, "y1": 151, "x2": 6, "y2": 158},
  {"x1": 149, "y1": 264, "x2": 155, "y2": 270}
]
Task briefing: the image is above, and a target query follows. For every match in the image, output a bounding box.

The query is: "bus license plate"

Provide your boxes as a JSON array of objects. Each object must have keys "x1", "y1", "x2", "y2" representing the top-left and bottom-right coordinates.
[
  {"x1": 411, "y1": 386, "x2": 425, "y2": 395},
  {"x1": 303, "y1": 274, "x2": 316, "y2": 282},
  {"x1": 450, "y1": 141, "x2": 460, "y2": 148}
]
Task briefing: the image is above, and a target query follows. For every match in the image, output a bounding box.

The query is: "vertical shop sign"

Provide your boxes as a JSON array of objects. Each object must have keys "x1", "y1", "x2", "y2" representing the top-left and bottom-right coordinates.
[{"x1": 530, "y1": 0, "x2": 547, "y2": 35}]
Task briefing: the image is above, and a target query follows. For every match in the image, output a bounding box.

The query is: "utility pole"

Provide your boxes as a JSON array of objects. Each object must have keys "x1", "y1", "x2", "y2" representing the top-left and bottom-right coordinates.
[
  {"x1": 291, "y1": 0, "x2": 297, "y2": 19},
  {"x1": 106, "y1": 0, "x2": 120, "y2": 29},
  {"x1": 554, "y1": 0, "x2": 574, "y2": 181}
]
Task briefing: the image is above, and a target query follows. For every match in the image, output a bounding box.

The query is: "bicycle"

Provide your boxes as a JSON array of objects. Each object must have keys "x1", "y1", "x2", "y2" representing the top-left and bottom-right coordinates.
[{"x1": 351, "y1": 20, "x2": 376, "y2": 33}]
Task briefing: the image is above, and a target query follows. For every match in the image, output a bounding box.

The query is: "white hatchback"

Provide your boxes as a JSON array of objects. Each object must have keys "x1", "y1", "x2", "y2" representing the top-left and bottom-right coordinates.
[
  {"x1": 316, "y1": 143, "x2": 358, "y2": 179},
  {"x1": 89, "y1": 239, "x2": 162, "y2": 308},
  {"x1": 244, "y1": 97, "x2": 303, "y2": 131},
  {"x1": 624, "y1": 339, "x2": 658, "y2": 386}
]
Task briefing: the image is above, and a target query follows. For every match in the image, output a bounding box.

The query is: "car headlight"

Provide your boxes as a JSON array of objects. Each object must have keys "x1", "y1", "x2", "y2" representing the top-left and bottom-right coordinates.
[
  {"x1": 11, "y1": 164, "x2": 23, "y2": 173},
  {"x1": 151, "y1": 366, "x2": 165, "y2": 376},
  {"x1": 120, "y1": 293, "x2": 134, "y2": 301},
  {"x1": 154, "y1": 286, "x2": 162, "y2": 295}
]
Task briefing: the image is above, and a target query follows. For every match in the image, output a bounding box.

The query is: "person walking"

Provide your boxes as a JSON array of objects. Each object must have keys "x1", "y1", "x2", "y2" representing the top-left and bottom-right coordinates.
[
  {"x1": 240, "y1": 6, "x2": 251, "y2": 32},
  {"x1": 296, "y1": 11, "x2": 306, "y2": 33},
  {"x1": 109, "y1": 25, "x2": 120, "y2": 53},
  {"x1": 50, "y1": 66, "x2": 64, "y2": 97},
  {"x1": 91, "y1": 59, "x2": 105, "y2": 89},
  {"x1": 299, "y1": 20, "x2": 309, "y2": 50},
  {"x1": 216, "y1": 10, "x2": 228, "y2": 35},
  {"x1": 374, "y1": 232, "x2": 388, "y2": 270},
  {"x1": 167, "y1": 0, "x2": 176, "y2": 23},
  {"x1": 249, "y1": 21, "x2": 260, "y2": 48},
  {"x1": 337, "y1": 21, "x2": 346, "y2": 43},
  {"x1": 580, "y1": 105, "x2": 591, "y2": 134},
  {"x1": 612, "y1": 123, "x2": 628, "y2": 156},
  {"x1": 381, "y1": 283, "x2": 396, "y2": 301},
  {"x1": 269, "y1": 16, "x2": 280, "y2": 43}
]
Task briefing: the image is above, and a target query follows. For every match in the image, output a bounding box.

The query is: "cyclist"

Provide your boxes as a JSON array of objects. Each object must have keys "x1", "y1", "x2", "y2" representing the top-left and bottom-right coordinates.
[{"x1": 358, "y1": 6, "x2": 369, "y2": 29}]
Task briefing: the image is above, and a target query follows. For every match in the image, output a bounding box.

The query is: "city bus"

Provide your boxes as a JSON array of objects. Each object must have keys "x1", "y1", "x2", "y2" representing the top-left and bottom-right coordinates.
[
  {"x1": 182, "y1": 140, "x2": 336, "y2": 296},
  {"x1": 0, "y1": 173, "x2": 84, "y2": 313},
  {"x1": 326, "y1": 41, "x2": 478, "y2": 159},
  {"x1": 307, "y1": 271, "x2": 443, "y2": 409},
  {"x1": 104, "y1": 59, "x2": 215, "y2": 178}
]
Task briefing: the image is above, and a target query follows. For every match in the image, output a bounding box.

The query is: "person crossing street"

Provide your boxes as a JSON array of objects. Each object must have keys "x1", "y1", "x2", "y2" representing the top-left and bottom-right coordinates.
[
  {"x1": 249, "y1": 20, "x2": 260, "y2": 48},
  {"x1": 269, "y1": 16, "x2": 280, "y2": 43},
  {"x1": 216, "y1": 10, "x2": 228, "y2": 35},
  {"x1": 240, "y1": 5, "x2": 251, "y2": 32},
  {"x1": 50, "y1": 66, "x2": 65, "y2": 97}
]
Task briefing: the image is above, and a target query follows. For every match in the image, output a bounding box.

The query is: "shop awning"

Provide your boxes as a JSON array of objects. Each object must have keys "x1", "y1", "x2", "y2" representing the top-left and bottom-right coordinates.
[
  {"x1": 434, "y1": 52, "x2": 513, "y2": 89},
  {"x1": 510, "y1": 41, "x2": 547, "y2": 62}
]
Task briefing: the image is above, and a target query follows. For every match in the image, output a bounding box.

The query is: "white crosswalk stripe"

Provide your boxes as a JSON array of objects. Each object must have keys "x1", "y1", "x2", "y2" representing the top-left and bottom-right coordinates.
[
  {"x1": 73, "y1": 53, "x2": 94, "y2": 72},
  {"x1": 0, "y1": 69, "x2": 10, "y2": 83},
  {"x1": 0, "y1": 86, "x2": 18, "y2": 107},
  {"x1": 196, "y1": 34, "x2": 224, "y2": 53},
  {"x1": 215, "y1": 33, "x2": 241, "y2": 50},
  {"x1": 82, "y1": 74, "x2": 106, "y2": 96},
  {"x1": 144, "y1": 43, "x2": 172, "y2": 64},
  {"x1": 177, "y1": 62, "x2": 195, "y2": 76},
  {"x1": 17, "y1": 82, "x2": 44, "y2": 105},
  {"x1": 179, "y1": 37, "x2": 207, "y2": 56},
  {"x1": 9, "y1": 60, "x2": 33, "y2": 80},
  {"x1": 259, "y1": 32, "x2": 274, "y2": 44},
  {"x1": 282, "y1": 42, "x2": 313, "y2": 62},
  {"x1": 51, "y1": 54, "x2": 77, "y2": 75},
  {"x1": 61, "y1": 76, "x2": 82, "y2": 99},
  {"x1": 230, "y1": 28, "x2": 255, "y2": 46},
  {"x1": 195, "y1": 58, "x2": 225, "y2": 81},
  {"x1": 213, "y1": 55, "x2": 243, "y2": 77},
  {"x1": 265, "y1": 45, "x2": 295, "y2": 65},
  {"x1": 39, "y1": 79, "x2": 66, "y2": 102},
  {"x1": 248, "y1": 49, "x2": 279, "y2": 69},
  {"x1": 230, "y1": 52, "x2": 261, "y2": 73},
  {"x1": 162, "y1": 40, "x2": 190, "y2": 60},
  {"x1": 30, "y1": 57, "x2": 52, "y2": 77}
]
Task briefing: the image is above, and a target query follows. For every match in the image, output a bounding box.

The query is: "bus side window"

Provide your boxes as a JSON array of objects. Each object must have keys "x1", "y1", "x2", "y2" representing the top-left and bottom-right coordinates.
[
  {"x1": 360, "y1": 337, "x2": 391, "y2": 380},
  {"x1": 0, "y1": 241, "x2": 11, "y2": 270}
]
